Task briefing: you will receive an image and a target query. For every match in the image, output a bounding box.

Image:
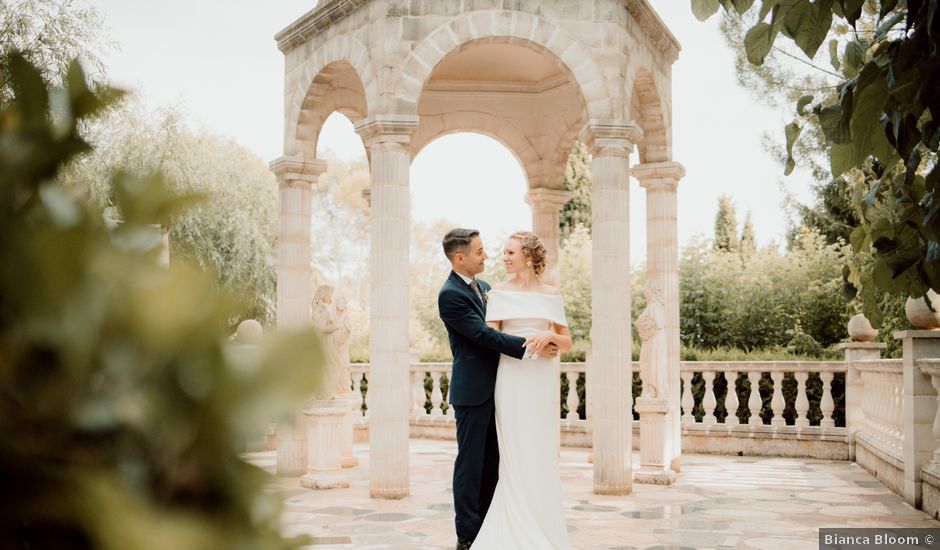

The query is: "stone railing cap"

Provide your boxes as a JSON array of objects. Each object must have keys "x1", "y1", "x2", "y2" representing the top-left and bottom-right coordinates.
[
  {"x1": 837, "y1": 342, "x2": 888, "y2": 349},
  {"x1": 894, "y1": 330, "x2": 940, "y2": 339}
]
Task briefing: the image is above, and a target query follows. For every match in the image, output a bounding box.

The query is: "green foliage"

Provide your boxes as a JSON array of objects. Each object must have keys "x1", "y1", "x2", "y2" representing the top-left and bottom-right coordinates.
[
  {"x1": 681, "y1": 229, "x2": 853, "y2": 352},
  {"x1": 0, "y1": 54, "x2": 321, "y2": 549},
  {"x1": 713, "y1": 195, "x2": 739, "y2": 252},
  {"x1": 60, "y1": 100, "x2": 279, "y2": 325},
  {"x1": 702, "y1": 0, "x2": 940, "y2": 325},
  {"x1": 740, "y1": 212, "x2": 757, "y2": 256},
  {"x1": 559, "y1": 225, "x2": 592, "y2": 351},
  {"x1": 559, "y1": 141, "x2": 591, "y2": 243},
  {"x1": 0, "y1": 0, "x2": 110, "y2": 104}
]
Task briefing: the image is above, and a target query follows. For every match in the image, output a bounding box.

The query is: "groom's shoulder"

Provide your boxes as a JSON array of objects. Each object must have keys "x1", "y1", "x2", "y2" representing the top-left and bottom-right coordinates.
[{"x1": 439, "y1": 276, "x2": 460, "y2": 297}]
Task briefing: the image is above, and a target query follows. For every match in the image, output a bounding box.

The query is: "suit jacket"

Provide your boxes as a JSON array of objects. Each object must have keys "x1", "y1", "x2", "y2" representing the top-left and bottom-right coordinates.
[{"x1": 438, "y1": 270, "x2": 526, "y2": 407}]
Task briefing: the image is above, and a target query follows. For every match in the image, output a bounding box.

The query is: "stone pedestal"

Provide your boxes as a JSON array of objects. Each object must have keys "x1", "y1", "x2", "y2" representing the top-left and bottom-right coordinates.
[
  {"x1": 356, "y1": 115, "x2": 419, "y2": 499},
  {"x1": 633, "y1": 161, "x2": 685, "y2": 473},
  {"x1": 634, "y1": 397, "x2": 676, "y2": 485},
  {"x1": 301, "y1": 399, "x2": 350, "y2": 489},
  {"x1": 895, "y1": 330, "x2": 940, "y2": 507},
  {"x1": 839, "y1": 341, "x2": 886, "y2": 461},
  {"x1": 340, "y1": 391, "x2": 359, "y2": 468},
  {"x1": 581, "y1": 120, "x2": 641, "y2": 495}
]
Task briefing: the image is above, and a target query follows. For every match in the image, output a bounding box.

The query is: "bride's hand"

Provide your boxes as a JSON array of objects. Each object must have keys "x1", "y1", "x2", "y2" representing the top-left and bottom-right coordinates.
[{"x1": 524, "y1": 331, "x2": 555, "y2": 356}]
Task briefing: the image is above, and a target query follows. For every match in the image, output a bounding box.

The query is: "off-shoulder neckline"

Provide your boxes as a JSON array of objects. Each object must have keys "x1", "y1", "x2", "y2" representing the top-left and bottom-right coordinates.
[{"x1": 489, "y1": 288, "x2": 562, "y2": 297}]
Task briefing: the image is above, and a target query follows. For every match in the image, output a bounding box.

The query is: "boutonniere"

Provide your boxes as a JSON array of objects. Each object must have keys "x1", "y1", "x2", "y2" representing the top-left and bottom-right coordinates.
[{"x1": 482, "y1": 289, "x2": 489, "y2": 303}]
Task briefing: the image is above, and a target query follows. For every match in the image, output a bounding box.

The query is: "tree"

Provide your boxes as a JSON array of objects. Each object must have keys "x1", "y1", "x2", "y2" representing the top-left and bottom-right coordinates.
[
  {"x1": 559, "y1": 141, "x2": 591, "y2": 243},
  {"x1": 714, "y1": 195, "x2": 739, "y2": 251},
  {"x1": 696, "y1": 0, "x2": 940, "y2": 325},
  {"x1": 58, "y1": 100, "x2": 279, "y2": 325},
  {"x1": 0, "y1": 0, "x2": 110, "y2": 104},
  {"x1": 740, "y1": 212, "x2": 757, "y2": 255},
  {"x1": 0, "y1": 53, "x2": 320, "y2": 549}
]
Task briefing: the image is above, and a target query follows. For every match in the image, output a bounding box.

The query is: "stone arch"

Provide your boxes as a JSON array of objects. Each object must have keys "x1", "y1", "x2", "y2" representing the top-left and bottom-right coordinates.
[
  {"x1": 411, "y1": 111, "x2": 537, "y2": 188},
  {"x1": 393, "y1": 10, "x2": 615, "y2": 120},
  {"x1": 628, "y1": 67, "x2": 670, "y2": 163},
  {"x1": 286, "y1": 35, "x2": 375, "y2": 155}
]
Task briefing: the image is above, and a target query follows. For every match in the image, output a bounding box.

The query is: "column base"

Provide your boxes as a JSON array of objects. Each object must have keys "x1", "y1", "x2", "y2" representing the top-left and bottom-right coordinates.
[
  {"x1": 301, "y1": 473, "x2": 350, "y2": 490},
  {"x1": 592, "y1": 485, "x2": 632, "y2": 496},
  {"x1": 635, "y1": 469, "x2": 677, "y2": 485},
  {"x1": 369, "y1": 487, "x2": 410, "y2": 499}
]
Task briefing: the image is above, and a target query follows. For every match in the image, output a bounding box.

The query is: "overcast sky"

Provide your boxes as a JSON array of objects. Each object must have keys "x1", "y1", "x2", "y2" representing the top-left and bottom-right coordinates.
[{"x1": 91, "y1": 0, "x2": 816, "y2": 263}]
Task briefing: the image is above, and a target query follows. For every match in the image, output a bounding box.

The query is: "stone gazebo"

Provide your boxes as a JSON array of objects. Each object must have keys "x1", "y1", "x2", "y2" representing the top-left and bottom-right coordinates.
[{"x1": 271, "y1": 0, "x2": 685, "y2": 498}]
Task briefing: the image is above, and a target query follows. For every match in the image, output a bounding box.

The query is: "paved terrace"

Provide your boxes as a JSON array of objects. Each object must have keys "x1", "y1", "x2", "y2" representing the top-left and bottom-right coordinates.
[{"x1": 246, "y1": 439, "x2": 940, "y2": 550}]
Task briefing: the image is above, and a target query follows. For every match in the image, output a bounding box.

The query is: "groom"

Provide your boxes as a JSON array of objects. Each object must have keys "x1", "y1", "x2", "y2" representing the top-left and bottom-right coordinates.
[{"x1": 438, "y1": 228, "x2": 557, "y2": 550}]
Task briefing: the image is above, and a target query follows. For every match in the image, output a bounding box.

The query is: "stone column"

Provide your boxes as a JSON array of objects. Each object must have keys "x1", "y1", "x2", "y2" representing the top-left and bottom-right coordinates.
[
  {"x1": 632, "y1": 162, "x2": 684, "y2": 473},
  {"x1": 525, "y1": 187, "x2": 571, "y2": 286},
  {"x1": 355, "y1": 114, "x2": 419, "y2": 499},
  {"x1": 895, "y1": 330, "x2": 940, "y2": 507},
  {"x1": 581, "y1": 120, "x2": 642, "y2": 495},
  {"x1": 838, "y1": 338, "x2": 885, "y2": 461},
  {"x1": 271, "y1": 155, "x2": 327, "y2": 476}
]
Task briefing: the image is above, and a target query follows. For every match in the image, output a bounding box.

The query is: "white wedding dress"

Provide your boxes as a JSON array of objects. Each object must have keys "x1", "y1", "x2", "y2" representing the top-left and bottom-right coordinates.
[{"x1": 474, "y1": 290, "x2": 571, "y2": 550}]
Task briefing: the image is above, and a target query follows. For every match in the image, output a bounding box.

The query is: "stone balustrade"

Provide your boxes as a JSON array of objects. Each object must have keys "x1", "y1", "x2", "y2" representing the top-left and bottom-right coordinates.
[
  {"x1": 853, "y1": 359, "x2": 904, "y2": 461},
  {"x1": 340, "y1": 351, "x2": 940, "y2": 517},
  {"x1": 345, "y1": 360, "x2": 852, "y2": 457}
]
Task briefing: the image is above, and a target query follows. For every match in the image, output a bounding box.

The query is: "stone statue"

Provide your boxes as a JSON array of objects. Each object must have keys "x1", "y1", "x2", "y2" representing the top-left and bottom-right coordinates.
[
  {"x1": 332, "y1": 296, "x2": 352, "y2": 397},
  {"x1": 312, "y1": 285, "x2": 340, "y2": 399},
  {"x1": 635, "y1": 283, "x2": 666, "y2": 399}
]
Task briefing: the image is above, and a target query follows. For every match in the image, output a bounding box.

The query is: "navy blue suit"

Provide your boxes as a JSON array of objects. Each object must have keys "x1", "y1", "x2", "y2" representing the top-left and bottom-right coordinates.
[{"x1": 438, "y1": 270, "x2": 526, "y2": 545}]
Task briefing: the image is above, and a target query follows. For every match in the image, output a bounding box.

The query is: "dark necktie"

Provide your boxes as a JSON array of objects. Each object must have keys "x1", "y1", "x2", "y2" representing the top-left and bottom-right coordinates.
[{"x1": 469, "y1": 279, "x2": 484, "y2": 304}]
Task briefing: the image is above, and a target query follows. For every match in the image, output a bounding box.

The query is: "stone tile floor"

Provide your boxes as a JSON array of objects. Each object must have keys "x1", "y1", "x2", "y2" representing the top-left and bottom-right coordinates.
[{"x1": 246, "y1": 439, "x2": 940, "y2": 549}]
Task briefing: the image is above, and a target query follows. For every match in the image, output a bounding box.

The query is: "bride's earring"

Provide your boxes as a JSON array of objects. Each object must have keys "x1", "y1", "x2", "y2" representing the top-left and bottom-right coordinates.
[{"x1": 527, "y1": 262, "x2": 532, "y2": 267}]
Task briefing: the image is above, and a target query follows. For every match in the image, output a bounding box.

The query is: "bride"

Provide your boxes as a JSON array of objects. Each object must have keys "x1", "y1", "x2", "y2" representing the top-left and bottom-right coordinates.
[{"x1": 472, "y1": 230, "x2": 572, "y2": 550}]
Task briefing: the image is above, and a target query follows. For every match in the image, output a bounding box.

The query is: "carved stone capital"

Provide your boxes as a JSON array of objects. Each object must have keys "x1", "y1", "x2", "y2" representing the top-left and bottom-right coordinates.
[
  {"x1": 354, "y1": 115, "x2": 420, "y2": 148},
  {"x1": 580, "y1": 120, "x2": 643, "y2": 157},
  {"x1": 270, "y1": 155, "x2": 328, "y2": 187},
  {"x1": 633, "y1": 161, "x2": 685, "y2": 192},
  {"x1": 525, "y1": 187, "x2": 572, "y2": 213}
]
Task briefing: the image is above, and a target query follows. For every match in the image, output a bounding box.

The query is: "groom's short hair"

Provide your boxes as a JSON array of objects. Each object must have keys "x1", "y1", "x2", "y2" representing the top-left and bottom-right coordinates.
[{"x1": 442, "y1": 228, "x2": 479, "y2": 262}]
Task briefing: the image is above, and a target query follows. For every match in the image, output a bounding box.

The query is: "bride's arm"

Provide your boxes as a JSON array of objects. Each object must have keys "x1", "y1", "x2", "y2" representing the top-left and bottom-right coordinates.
[
  {"x1": 551, "y1": 324, "x2": 572, "y2": 353},
  {"x1": 486, "y1": 320, "x2": 500, "y2": 330}
]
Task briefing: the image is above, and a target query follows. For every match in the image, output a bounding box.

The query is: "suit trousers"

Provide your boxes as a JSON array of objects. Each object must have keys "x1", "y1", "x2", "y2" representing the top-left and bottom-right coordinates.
[{"x1": 452, "y1": 398, "x2": 500, "y2": 544}]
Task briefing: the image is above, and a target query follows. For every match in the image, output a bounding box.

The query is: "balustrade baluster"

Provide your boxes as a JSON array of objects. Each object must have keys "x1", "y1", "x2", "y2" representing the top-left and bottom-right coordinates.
[
  {"x1": 820, "y1": 371, "x2": 835, "y2": 428},
  {"x1": 565, "y1": 372, "x2": 580, "y2": 420},
  {"x1": 352, "y1": 371, "x2": 366, "y2": 420},
  {"x1": 891, "y1": 379, "x2": 903, "y2": 451},
  {"x1": 702, "y1": 371, "x2": 717, "y2": 425},
  {"x1": 770, "y1": 372, "x2": 786, "y2": 426},
  {"x1": 747, "y1": 371, "x2": 763, "y2": 425},
  {"x1": 725, "y1": 372, "x2": 740, "y2": 425},
  {"x1": 412, "y1": 370, "x2": 426, "y2": 419},
  {"x1": 444, "y1": 374, "x2": 454, "y2": 418},
  {"x1": 794, "y1": 371, "x2": 810, "y2": 427},
  {"x1": 430, "y1": 371, "x2": 443, "y2": 417},
  {"x1": 681, "y1": 371, "x2": 695, "y2": 424}
]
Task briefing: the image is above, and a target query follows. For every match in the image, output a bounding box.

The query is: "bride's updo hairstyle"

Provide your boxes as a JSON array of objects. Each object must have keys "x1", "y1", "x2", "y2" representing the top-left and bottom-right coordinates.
[{"x1": 509, "y1": 231, "x2": 547, "y2": 278}]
